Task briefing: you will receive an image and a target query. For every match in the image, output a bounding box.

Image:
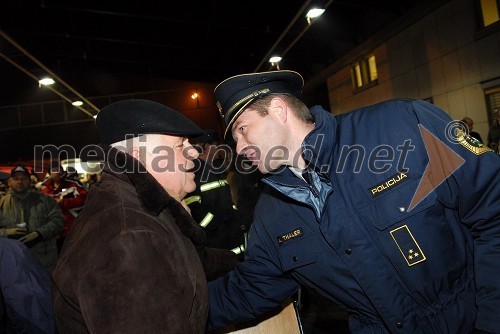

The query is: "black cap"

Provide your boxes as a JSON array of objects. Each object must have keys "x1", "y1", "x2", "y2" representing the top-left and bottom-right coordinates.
[
  {"x1": 214, "y1": 70, "x2": 303, "y2": 140},
  {"x1": 10, "y1": 165, "x2": 30, "y2": 177},
  {"x1": 96, "y1": 99, "x2": 203, "y2": 145},
  {"x1": 192, "y1": 129, "x2": 219, "y2": 144}
]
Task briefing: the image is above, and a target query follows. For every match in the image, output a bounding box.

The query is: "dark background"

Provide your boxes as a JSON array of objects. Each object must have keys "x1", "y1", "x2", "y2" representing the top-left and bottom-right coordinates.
[{"x1": 1, "y1": 0, "x2": 428, "y2": 163}]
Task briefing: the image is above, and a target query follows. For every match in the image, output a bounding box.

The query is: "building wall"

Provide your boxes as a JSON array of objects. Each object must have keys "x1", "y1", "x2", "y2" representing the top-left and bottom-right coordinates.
[{"x1": 327, "y1": 0, "x2": 500, "y2": 141}]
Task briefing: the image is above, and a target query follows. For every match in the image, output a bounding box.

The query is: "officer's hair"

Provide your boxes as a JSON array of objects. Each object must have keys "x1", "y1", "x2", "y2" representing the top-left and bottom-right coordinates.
[{"x1": 249, "y1": 94, "x2": 314, "y2": 124}]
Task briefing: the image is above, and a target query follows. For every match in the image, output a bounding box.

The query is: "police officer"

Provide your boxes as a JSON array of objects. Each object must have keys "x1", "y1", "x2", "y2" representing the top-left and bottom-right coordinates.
[
  {"x1": 207, "y1": 70, "x2": 500, "y2": 333},
  {"x1": 185, "y1": 129, "x2": 246, "y2": 257}
]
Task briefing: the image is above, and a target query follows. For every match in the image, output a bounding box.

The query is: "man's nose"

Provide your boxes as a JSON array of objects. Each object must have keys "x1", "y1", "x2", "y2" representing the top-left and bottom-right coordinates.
[
  {"x1": 235, "y1": 138, "x2": 248, "y2": 155},
  {"x1": 186, "y1": 145, "x2": 199, "y2": 160}
]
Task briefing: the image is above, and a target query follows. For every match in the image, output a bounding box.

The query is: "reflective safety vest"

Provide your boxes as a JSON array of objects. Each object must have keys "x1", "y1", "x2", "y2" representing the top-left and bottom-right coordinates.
[
  {"x1": 185, "y1": 177, "x2": 245, "y2": 254},
  {"x1": 185, "y1": 179, "x2": 231, "y2": 228}
]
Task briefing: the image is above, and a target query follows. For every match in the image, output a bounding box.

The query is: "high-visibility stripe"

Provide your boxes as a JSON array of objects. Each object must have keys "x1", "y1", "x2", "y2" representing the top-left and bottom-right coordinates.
[
  {"x1": 231, "y1": 244, "x2": 246, "y2": 254},
  {"x1": 200, "y1": 179, "x2": 228, "y2": 192},
  {"x1": 184, "y1": 195, "x2": 201, "y2": 205},
  {"x1": 199, "y1": 212, "x2": 214, "y2": 227}
]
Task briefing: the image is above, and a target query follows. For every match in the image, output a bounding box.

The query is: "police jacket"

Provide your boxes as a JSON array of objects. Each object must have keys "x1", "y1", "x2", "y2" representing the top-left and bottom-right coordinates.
[{"x1": 208, "y1": 99, "x2": 500, "y2": 333}]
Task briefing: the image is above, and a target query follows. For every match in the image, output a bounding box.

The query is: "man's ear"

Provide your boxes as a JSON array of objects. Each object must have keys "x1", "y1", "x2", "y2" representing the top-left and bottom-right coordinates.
[
  {"x1": 270, "y1": 97, "x2": 287, "y2": 123},
  {"x1": 129, "y1": 147, "x2": 140, "y2": 159}
]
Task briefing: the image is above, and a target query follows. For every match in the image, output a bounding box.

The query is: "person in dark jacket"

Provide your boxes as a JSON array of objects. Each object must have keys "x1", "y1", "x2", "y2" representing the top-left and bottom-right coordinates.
[
  {"x1": 0, "y1": 238, "x2": 55, "y2": 334},
  {"x1": 185, "y1": 129, "x2": 246, "y2": 256},
  {"x1": 462, "y1": 116, "x2": 483, "y2": 143},
  {"x1": 52, "y1": 99, "x2": 238, "y2": 334},
  {"x1": 207, "y1": 70, "x2": 500, "y2": 333},
  {"x1": 0, "y1": 166, "x2": 64, "y2": 272}
]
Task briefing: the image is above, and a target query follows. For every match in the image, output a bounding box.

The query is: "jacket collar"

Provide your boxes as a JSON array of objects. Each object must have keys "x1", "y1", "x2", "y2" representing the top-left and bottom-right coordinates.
[
  {"x1": 301, "y1": 105, "x2": 337, "y2": 172},
  {"x1": 101, "y1": 145, "x2": 206, "y2": 246}
]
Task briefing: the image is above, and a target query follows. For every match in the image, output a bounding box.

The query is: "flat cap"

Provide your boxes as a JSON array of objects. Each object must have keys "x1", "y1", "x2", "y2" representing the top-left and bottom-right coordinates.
[
  {"x1": 214, "y1": 70, "x2": 303, "y2": 140},
  {"x1": 192, "y1": 129, "x2": 219, "y2": 144},
  {"x1": 96, "y1": 99, "x2": 202, "y2": 145}
]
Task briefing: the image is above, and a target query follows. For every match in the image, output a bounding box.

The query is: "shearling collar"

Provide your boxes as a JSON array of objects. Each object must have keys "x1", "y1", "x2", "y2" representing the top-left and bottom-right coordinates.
[{"x1": 100, "y1": 145, "x2": 206, "y2": 246}]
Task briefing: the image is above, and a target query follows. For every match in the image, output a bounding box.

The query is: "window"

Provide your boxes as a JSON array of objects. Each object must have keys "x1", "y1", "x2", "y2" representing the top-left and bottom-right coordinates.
[
  {"x1": 480, "y1": 0, "x2": 500, "y2": 27},
  {"x1": 351, "y1": 55, "x2": 378, "y2": 92},
  {"x1": 485, "y1": 86, "x2": 500, "y2": 125}
]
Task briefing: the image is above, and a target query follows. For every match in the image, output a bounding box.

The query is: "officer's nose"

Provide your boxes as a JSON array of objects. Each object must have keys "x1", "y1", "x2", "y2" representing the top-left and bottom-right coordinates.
[{"x1": 235, "y1": 137, "x2": 248, "y2": 156}]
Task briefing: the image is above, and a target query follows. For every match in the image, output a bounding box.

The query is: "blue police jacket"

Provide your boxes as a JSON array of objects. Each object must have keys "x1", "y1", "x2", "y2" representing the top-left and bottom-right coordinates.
[{"x1": 208, "y1": 99, "x2": 500, "y2": 333}]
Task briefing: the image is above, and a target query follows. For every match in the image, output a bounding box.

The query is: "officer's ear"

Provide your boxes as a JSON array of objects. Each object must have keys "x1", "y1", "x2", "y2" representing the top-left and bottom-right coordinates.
[{"x1": 269, "y1": 97, "x2": 287, "y2": 123}]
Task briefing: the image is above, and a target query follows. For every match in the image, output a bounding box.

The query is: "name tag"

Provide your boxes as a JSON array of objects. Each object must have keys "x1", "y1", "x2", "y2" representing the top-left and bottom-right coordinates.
[{"x1": 277, "y1": 228, "x2": 303, "y2": 245}]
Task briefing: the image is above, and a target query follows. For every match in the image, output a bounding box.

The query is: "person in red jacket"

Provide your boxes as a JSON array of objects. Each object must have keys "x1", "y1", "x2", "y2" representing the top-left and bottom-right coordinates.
[{"x1": 40, "y1": 162, "x2": 88, "y2": 253}]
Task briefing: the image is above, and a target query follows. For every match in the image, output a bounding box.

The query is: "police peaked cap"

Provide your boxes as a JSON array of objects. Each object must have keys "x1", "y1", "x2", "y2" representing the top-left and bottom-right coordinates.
[
  {"x1": 96, "y1": 99, "x2": 203, "y2": 145},
  {"x1": 214, "y1": 70, "x2": 304, "y2": 140}
]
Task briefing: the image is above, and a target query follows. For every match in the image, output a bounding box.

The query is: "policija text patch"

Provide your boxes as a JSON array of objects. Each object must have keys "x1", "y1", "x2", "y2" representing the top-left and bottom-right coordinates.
[{"x1": 369, "y1": 172, "x2": 409, "y2": 198}]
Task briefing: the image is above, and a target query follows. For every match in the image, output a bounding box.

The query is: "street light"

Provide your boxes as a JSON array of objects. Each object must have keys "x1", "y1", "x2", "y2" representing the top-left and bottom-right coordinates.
[
  {"x1": 269, "y1": 56, "x2": 282, "y2": 70},
  {"x1": 38, "y1": 77, "x2": 55, "y2": 86}
]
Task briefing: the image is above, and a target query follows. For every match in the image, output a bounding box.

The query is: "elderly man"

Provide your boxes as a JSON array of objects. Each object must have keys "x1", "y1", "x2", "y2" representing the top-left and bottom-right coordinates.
[
  {"x1": 52, "y1": 99, "x2": 237, "y2": 333},
  {"x1": 0, "y1": 165, "x2": 64, "y2": 272},
  {"x1": 207, "y1": 71, "x2": 500, "y2": 333}
]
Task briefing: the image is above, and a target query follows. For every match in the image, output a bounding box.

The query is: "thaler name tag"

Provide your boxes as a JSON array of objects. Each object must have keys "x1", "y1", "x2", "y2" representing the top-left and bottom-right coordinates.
[{"x1": 277, "y1": 228, "x2": 303, "y2": 245}]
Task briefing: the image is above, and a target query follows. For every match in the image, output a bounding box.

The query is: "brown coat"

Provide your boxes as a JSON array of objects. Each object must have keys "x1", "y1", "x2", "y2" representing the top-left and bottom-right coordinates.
[{"x1": 52, "y1": 147, "x2": 237, "y2": 333}]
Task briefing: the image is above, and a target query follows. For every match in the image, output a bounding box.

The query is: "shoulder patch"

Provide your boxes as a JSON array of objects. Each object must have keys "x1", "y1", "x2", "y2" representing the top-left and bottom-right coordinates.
[{"x1": 457, "y1": 130, "x2": 492, "y2": 155}]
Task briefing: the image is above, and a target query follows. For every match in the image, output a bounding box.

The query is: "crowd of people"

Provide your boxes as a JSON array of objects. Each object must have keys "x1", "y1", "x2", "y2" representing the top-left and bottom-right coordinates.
[{"x1": 0, "y1": 69, "x2": 499, "y2": 334}]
